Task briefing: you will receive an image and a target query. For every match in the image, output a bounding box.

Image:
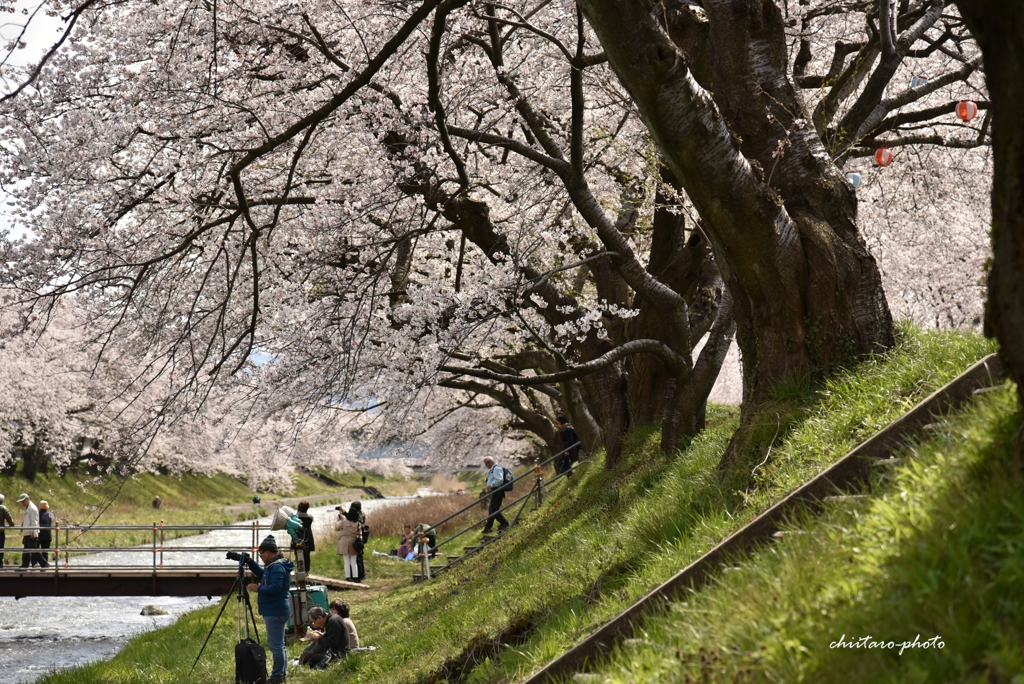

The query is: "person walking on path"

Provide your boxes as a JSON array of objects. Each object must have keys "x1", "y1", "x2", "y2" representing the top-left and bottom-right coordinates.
[
  {"x1": 37, "y1": 501, "x2": 53, "y2": 566},
  {"x1": 482, "y1": 457, "x2": 510, "y2": 535},
  {"x1": 334, "y1": 506, "x2": 363, "y2": 582},
  {"x1": 0, "y1": 494, "x2": 14, "y2": 568},
  {"x1": 555, "y1": 416, "x2": 581, "y2": 477},
  {"x1": 16, "y1": 494, "x2": 42, "y2": 570},
  {"x1": 244, "y1": 534, "x2": 294, "y2": 684}
]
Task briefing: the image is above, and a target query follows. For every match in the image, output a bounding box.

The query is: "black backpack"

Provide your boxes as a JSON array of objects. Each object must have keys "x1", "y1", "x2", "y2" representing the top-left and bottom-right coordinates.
[
  {"x1": 235, "y1": 638, "x2": 268, "y2": 684},
  {"x1": 501, "y1": 467, "x2": 515, "y2": 492}
]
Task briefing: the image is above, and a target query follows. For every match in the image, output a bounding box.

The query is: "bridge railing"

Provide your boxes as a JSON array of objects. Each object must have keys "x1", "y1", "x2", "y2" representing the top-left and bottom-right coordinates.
[{"x1": 1, "y1": 521, "x2": 279, "y2": 572}]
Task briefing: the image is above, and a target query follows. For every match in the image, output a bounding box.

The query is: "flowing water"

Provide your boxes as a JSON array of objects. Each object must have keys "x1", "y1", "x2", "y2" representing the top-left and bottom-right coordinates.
[{"x1": 0, "y1": 496, "x2": 414, "y2": 684}]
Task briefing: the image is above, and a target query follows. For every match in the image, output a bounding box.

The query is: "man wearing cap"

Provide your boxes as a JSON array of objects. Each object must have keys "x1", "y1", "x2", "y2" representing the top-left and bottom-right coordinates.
[
  {"x1": 16, "y1": 494, "x2": 40, "y2": 570},
  {"x1": 245, "y1": 534, "x2": 295, "y2": 684},
  {"x1": 0, "y1": 494, "x2": 14, "y2": 568}
]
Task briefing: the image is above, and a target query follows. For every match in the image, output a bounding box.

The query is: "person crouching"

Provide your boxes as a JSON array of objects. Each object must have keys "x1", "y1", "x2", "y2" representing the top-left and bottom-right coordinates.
[{"x1": 299, "y1": 605, "x2": 349, "y2": 668}]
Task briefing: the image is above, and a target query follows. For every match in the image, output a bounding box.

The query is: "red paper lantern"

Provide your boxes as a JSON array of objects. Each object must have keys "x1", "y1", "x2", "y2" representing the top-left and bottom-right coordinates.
[
  {"x1": 875, "y1": 147, "x2": 893, "y2": 167},
  {"x1": 956, "y1": 100, "x2": 978, "y2": 122}
]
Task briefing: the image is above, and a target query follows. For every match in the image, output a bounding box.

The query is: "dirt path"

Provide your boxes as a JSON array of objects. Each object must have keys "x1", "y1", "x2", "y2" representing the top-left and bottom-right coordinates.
[{"x1": 221, "y1": 489, "x2": 365, "y2": 519}]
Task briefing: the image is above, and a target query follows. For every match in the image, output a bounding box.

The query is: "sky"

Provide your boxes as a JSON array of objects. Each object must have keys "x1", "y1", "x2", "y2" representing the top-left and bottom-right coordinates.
[{"x1": 1, "y1": 1, "x2": 64, "y2": 241}]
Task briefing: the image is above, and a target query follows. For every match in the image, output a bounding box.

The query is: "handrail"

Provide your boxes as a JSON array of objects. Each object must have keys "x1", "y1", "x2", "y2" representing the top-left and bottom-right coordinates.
[
  {"x1": 432, "y1": 455, "x2": 587, "y2": 553},
  {"x1": 2, "y1": 520, "x2": 272, "y2": 572},
  {"x1": 423, "y1": 441, "x2": 581, "y2": 533}
]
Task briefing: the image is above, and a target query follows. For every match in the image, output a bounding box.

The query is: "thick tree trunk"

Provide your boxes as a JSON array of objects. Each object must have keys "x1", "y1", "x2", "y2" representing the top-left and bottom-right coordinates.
[
  {"x1": 577, "y1": 0, "x2": 893, "y2": 417},
  {"x1": 627, "y1": 174, "x2": 720, "y2": 427},
  {"x1": 956, "y1": 3, "x2": 1024, "y2": 408}
]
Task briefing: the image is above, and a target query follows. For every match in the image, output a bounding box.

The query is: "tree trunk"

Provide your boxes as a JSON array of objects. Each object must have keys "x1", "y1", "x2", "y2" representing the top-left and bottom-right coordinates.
[
  {"x1": 577, "y1": 0, "x2": 893, "y2": 418},
  {"x1": 956, "y1": 3, "x2": 1024, "y2": 408}
]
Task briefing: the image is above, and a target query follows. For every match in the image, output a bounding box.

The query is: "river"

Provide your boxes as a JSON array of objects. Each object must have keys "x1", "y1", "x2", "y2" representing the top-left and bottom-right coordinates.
[{"x1": 0, "y1": 496, "x2": 411, "y2": 684}]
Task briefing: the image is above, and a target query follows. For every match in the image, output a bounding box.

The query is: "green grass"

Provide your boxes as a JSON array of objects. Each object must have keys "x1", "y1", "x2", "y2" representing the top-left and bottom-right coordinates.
[
  {"x1": 588, "y1": 383, "x2": 1024, "y2": 683},
  {"x1": 0, "y1": 465, "x2": 342, "y2": 553},
  {"x1": 39, "y1": 324, "x2": 1004, "y2": 684}
]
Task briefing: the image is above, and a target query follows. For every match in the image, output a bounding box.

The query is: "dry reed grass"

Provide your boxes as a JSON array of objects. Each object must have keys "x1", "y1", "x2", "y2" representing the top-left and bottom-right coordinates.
[{"x1": 366, "y1": 493, "x2": 487, "y2": 536}]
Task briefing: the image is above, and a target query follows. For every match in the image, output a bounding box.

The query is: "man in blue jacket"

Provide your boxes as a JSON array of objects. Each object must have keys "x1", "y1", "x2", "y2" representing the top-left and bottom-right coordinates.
[{"x1": 246, "y1": 534, "x2": 294, "y2": 683}]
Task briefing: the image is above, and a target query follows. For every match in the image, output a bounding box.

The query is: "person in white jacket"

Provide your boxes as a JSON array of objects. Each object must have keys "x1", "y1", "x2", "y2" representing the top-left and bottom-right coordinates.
[
  {"x1": 334, "y1": 506, "x2": 363, "y2": 582},
  {"x1": 16, "y1": 493, "x2": 41, "y2": 569}
]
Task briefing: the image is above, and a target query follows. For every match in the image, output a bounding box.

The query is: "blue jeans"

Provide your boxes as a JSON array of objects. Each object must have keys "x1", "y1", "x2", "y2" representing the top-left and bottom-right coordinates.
[{"x1": 263, "y1": 614, "x2": 288, "y2": 680}]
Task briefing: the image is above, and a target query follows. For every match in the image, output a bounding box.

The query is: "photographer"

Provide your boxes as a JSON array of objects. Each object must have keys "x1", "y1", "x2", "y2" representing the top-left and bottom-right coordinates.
[
  {"x1": 334, "y1": 506, "x2": 363, "y2": 583},
  {"x1": 244, "y1": 535, "x2": 294, "y2": 684},
  {"x1": 291, "y1": 500, "x2": 315, "y2": 573}
]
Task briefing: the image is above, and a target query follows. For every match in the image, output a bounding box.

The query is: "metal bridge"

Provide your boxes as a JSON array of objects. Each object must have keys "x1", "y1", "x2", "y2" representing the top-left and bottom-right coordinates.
[{"x1": 1, "y1": 522, "x2": 271, "y2": 597}]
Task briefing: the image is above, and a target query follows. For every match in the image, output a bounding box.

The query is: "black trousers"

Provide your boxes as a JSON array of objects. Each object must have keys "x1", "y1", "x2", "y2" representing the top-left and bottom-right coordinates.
[
  {"x1": 483, "y1": 491, "x2": 508, "y2": 532},
  {"x1": 21, "y1": 536, "x2": 47, "y2": 568},
  {"x1": 0, "y1": 530, "x2": 5, "y2": 567},
  {"x1": 39, "y1": 534, "x2": 52, "y2": 566}
]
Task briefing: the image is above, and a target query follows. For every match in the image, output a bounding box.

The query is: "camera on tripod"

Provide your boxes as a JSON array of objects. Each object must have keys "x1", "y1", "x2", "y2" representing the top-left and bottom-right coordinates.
[{"x1": 225, "y1": 550, "x2": 250, "y2": 562}]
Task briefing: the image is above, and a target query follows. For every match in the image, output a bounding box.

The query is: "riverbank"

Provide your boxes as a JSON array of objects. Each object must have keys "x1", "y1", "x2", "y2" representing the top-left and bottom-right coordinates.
[
  {"x1": 0, "y1": 468, "x2": 424, "y2": 553},
  {"x1": 34, "y1": 326, "x2": 1017, "y2": 684}
]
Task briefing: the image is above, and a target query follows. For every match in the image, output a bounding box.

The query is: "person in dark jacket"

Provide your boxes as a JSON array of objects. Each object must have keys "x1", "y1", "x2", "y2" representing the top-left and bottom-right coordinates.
[
  {"x1": 292, "y1": 500, "x2": 315, "y2": 573},
  {"x1": 349, "y1": 501, "x2": 369, "y2": 581},
  {"x1": 245, "y1": 534, "x2": 294, "y2": 684},
  {"x1": 37, "y1": 501, "x2": 53, "y2": 567},
  {"x1": 555, "y1": 415, "x2": 581, "y2": 477},
  {"x1": 299, "y1": 605, "x2": 350, "y2": 667},
  {"x1": 0, "y1": 494, "x2": 14, "y2": 568}
]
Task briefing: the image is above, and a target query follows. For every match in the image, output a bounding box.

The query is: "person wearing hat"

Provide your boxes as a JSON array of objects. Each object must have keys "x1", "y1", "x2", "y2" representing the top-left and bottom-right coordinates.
[
  {"x1": 0, "y1": 494, "x2": 14, "y2": 568},
  {"x1": 16, "y1": 494, "x2": 41, "y2": 570},
  {"x1": 244, "y1": 534, "x2": 294, "y2": 683}
]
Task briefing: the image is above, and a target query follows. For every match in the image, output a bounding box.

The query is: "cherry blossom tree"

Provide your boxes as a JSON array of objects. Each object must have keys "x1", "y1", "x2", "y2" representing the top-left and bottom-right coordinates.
[{"x1": 0, "y1": 0, "x2": 993, "y2": 472}]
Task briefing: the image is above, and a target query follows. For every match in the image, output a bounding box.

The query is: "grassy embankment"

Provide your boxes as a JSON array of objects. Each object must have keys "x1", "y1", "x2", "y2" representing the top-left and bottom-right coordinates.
[
  {"x1": 41, "y1": 325, "x2": 1018, "y2": 684},
  {"x1": 0, "y1": 466, "x2": 410, "y2": 553}
]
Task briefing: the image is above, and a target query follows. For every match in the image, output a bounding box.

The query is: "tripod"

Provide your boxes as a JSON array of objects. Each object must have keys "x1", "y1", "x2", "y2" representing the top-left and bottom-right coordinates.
[{"x1": 190, "y1": 556, "x2": 262, "y2": 676}]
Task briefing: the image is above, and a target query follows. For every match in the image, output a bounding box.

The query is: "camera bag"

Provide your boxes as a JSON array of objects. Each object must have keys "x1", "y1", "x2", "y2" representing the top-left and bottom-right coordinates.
[{"x1": 235, "y1": 638, "x2": 268, "y2": 684}]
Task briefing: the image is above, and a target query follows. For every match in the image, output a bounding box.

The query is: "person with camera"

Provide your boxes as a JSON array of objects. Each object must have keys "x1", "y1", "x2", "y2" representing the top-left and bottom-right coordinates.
[
  {"x1": 298, "y1": 605, "x2": 349, "y2": 668},
  {"x1": 334, "y1": 506, "x2": 363, "y2": 582},
  {"x1": 244, "y1": 535, "x2": 294, "y2": 684},
  {"x1": 291, "y1": 500, "x2": 315, "y2": 574},
  {"x1": 349, "y1": 501, "x2": 369, "y2": 581}
]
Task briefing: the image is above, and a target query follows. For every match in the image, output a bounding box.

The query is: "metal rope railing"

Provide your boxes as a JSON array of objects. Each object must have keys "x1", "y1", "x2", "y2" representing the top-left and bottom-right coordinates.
[{"x1": 414, "y1": 442, "x2": 587, "y2": 579}]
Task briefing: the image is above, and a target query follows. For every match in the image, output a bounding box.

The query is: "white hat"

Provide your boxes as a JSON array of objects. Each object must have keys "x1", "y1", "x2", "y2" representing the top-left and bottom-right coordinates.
[{"x1": 16, "y1": 493, "x2": 29, "y2": 503}]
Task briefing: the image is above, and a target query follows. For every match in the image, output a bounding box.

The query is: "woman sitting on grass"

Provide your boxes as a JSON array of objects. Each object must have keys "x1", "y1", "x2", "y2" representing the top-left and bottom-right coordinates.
[{"x1": 330, "y1": 599, "x2": 359, "y2": 650}]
